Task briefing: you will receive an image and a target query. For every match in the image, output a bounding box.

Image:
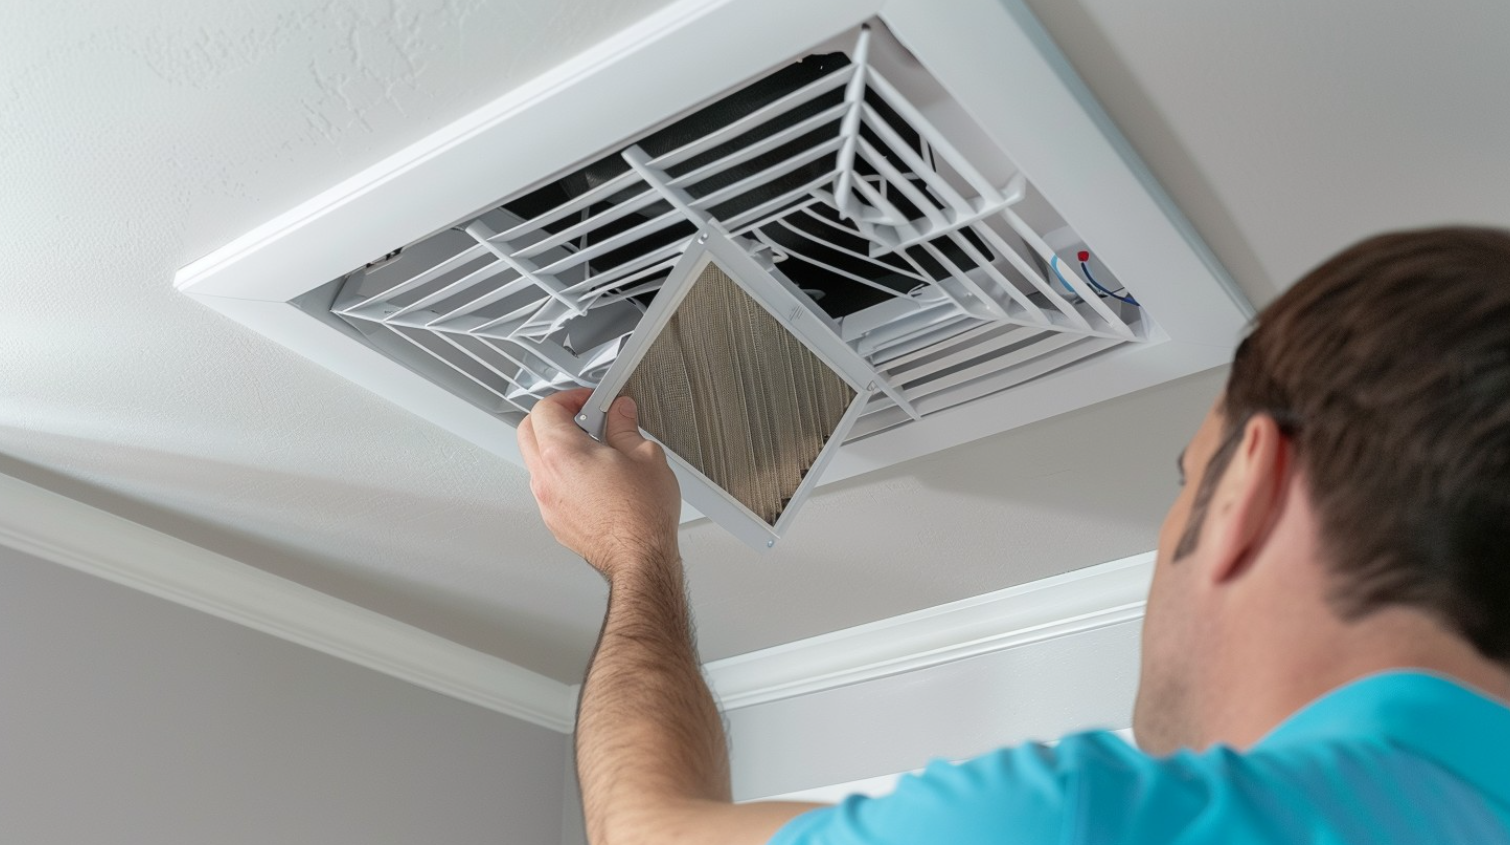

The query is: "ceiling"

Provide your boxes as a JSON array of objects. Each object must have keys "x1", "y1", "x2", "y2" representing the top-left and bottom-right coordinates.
[{"x1": 3, "y1": 0, "x2": 1507, "y2": 682}]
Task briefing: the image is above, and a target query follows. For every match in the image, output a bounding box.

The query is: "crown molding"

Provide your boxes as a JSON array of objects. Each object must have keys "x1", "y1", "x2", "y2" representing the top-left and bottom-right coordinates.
[
  {"x1": 703, "y1": 551, "x2": 1154, "y2": 710},
  {"x1": 3, "y1": 468, "x2": 1152, "y2": 733},
  {"x1": 0, "y1": 471, "x2": 576, "y2": 733}
]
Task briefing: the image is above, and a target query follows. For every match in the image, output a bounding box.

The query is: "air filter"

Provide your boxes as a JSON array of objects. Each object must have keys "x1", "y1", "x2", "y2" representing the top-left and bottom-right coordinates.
[{"x1": 578, "y1": 229, "x2": 882, "y2": 549}]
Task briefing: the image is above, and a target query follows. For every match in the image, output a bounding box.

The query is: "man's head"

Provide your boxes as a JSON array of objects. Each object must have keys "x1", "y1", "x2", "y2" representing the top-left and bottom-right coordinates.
[{"x1": 1133, "y1": 227, "x2": 1510, "y2": 753}]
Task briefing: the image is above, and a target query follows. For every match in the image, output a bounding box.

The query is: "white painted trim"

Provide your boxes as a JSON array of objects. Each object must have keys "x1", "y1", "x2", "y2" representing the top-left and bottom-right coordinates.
[
  {"x1": 704, "y1": 551, "x2": 1154, "y2": 711},
  {"x1": 2, "y1": 463, "x2": 1152, "y2": 734},
  {"x1": 0, "y1": 471, "x2": 577, "y2": 733}
]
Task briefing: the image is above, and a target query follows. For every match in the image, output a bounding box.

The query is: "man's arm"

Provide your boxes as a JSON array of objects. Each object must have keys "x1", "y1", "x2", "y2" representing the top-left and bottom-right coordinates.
[{"x1": 519, "y1": 389, "x2": 822, "y2": 845}]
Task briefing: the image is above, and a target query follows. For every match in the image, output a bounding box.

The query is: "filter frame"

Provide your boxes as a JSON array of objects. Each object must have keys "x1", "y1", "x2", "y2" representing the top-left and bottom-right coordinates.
[{"x1": 577, "y1": 228, "x2": 882, "y2": 550}]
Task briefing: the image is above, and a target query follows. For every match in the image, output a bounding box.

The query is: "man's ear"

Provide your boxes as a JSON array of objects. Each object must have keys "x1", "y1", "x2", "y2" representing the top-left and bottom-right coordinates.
[{"x1": 1203, "y1": 414, "x2": 1291, "y2": 585}]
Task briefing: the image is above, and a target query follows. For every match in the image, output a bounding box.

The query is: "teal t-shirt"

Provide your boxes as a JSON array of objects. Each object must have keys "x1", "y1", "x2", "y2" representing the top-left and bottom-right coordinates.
[{"x1": 769, "y1": 672, "x2": 1510, "y2": 844}]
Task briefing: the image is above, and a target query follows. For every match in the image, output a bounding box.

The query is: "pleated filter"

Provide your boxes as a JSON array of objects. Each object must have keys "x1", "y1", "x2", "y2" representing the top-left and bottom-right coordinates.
[
  {"x1": 578, "y1": 230, "x2": 880, "y2": 548},
  {"x1": 619, "y1": 265, "x2": 853, "y2": 525}
]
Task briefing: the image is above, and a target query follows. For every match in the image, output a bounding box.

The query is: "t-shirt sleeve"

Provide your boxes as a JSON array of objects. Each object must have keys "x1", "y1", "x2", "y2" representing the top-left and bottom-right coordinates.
[{"x1": 765, "y1": 733, "x2": 1109, "y2": 845}]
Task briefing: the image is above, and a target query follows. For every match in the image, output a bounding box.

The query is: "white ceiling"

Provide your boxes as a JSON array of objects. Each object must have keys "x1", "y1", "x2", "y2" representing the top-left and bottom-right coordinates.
[{"x1": 3, "y1": 0, "x2": 1507, "y2": 682}]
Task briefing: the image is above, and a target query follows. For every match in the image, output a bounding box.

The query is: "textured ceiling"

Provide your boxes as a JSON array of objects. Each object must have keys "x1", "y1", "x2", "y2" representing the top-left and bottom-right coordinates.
[{"x1": 3, "y1": 0, "x2": 1508, "y2": 682}]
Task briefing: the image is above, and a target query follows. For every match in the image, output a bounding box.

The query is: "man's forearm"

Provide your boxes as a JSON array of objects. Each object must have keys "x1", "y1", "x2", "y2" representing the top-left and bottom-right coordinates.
[
  {"x1": 576, "y1": 547, "x2": 731, "y2": 844},
  {"x1": 520, "y1": 392, "x2": 815, "y2": 844}
]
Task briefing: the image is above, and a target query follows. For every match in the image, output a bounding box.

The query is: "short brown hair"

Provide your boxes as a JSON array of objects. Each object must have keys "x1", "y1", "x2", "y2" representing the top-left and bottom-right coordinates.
[{"x1": 1224, "y1": 226, "x2": 1510, "y2": 662}]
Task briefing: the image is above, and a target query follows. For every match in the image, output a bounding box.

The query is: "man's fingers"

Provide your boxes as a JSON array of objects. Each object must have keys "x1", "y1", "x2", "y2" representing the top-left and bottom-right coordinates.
[
  {"x1": 603, "y1": 395, "x2": 650, "y2": 454},
  {"x1": 523, "y1": 388, "x2": 657, "y2": 460},
  {"x1": 528, "y1": 388, "x2": 596, "y2": 452},
  {"x1": 540, "y1": 386, "x2": 593, "y2": 415},
  {"x1": 517, "y1": 413, "x2": 540, "y2": 468}
]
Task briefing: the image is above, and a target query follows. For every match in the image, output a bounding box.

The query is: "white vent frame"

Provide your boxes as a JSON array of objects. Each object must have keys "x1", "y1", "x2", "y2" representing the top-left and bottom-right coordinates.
[{"x1": 176, "y1": 0, "x2": 1251, "y2": 528}]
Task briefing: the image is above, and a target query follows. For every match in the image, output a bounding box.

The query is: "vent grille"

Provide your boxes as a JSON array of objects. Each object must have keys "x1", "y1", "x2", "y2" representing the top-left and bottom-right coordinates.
[
  {"x1": 621, "y1": 262, "x2": 856, "y2": 525},
  {"x1": 330, "y1": 21, "x2": 1148, "y2": 445}
]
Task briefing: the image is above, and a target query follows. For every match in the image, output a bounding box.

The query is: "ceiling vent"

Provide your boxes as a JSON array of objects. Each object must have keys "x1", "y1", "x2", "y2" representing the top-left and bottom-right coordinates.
[{"x1": 176, "y1": 0, "x2": 1250, "y2": 548}]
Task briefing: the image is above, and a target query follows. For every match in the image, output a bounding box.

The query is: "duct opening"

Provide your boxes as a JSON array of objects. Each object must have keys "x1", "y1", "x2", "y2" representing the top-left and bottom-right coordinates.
[{"x1": 495, "y1": 52, "x2": 990, "y2": 320}]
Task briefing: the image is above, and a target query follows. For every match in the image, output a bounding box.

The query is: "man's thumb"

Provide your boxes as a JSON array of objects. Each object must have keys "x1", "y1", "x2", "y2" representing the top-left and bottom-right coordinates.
[{"x1": 604, "y1": 395, "x2": 648, "y2": 452}]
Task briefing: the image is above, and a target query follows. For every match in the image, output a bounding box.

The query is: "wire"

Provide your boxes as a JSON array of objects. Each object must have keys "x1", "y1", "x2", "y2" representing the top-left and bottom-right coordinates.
[
  {"x1": 1081, "y1": 260, "x2": 1138, "y2": 306},
  {"x1": 1050, "y1": 255, "x2": 1079, "y2": 298},
  {"x1": 1050, "y1": 254, "x2": 1139, "y2": 307}
]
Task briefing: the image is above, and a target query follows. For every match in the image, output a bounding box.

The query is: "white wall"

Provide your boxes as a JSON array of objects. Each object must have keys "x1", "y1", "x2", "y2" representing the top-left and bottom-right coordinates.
[
  {"x1": 0, "y1": 544, "x2": 567, "y2": 845},
  {"x1": 562, "y1": 761, "x2": 588, "y2": 845},
  {"x1": 0, "y1": 492, "x2": 1142, "y2": 845},
  {"x1": 726, "y1": 619, "x2": 1142, "y2": 801}
]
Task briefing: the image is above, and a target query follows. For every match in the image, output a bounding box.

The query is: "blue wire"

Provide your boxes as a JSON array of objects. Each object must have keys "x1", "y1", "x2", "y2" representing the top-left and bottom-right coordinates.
[
  {"x1": 1050, "y1": 255, "x2": 1079, "y2": 298},
  {"x1": 1049, "y1": 254, "x2": 1138, "y2": 307},
  {"x1": 1082, "y1": 260, "x2": 1139, "y2": 306}
]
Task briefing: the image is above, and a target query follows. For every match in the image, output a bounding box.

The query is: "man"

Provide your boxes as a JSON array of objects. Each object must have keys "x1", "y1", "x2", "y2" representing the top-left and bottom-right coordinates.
[{"x1": 518, "y1": 227, "x2": 1510, "y2": 844}]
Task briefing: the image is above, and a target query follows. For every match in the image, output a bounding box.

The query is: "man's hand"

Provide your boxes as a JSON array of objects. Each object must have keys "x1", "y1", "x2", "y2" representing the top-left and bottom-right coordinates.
[
  {"x1": 519, "y1": 388, "x2": 820, "y2": 845},
  {"x1": 517, "y1": 388, "x2": 681, "y2": 577}
]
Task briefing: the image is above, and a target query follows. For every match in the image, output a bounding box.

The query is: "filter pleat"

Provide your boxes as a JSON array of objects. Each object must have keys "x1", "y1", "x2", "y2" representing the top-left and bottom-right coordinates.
[{"x1": 620, "y1": 262, "x2": 855, "y2": 525}]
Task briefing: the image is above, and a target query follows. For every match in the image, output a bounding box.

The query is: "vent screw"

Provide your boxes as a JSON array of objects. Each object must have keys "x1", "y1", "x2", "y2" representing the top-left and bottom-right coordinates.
[
  {"x1": 698, "y1": 232, "x2": 710, "y2": 243},
  {"x1": 766, "y1": 539, "x2": 775, "y2": 548},
  {"x1": 577, "y1": 414, "x2": 587, "y2": 421}
]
